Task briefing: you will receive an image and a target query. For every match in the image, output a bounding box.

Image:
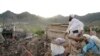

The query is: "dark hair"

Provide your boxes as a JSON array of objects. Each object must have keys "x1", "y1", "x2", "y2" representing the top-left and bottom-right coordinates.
[{"x1": 69, "y1": 16, "x2": 73, "y2": 21}]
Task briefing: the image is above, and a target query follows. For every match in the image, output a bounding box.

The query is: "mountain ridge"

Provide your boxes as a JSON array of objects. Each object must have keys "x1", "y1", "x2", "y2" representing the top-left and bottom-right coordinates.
[{"x1": 0, "y1": 10, "x2": 100, "y2": 26}]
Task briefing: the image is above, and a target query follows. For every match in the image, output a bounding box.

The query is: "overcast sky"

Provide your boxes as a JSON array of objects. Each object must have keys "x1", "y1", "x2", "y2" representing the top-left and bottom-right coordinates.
[{"x1": 0, "y1": 0, "x2": 100, "y2": 17}]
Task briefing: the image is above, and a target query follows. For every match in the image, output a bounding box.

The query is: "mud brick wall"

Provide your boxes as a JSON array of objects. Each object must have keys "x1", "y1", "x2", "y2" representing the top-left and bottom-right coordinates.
[{"x1": 46, "y1": 23, "x2": 68, "y2": 40}]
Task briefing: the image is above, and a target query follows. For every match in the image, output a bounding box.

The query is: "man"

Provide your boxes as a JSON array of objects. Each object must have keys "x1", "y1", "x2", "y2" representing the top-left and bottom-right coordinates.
[
  {"x1": 82, "y1": 34, "x2": 100, "y2": 56},
  {"x1": 51, "y1": 38, "x2": 65, "y2": 56},
  {"x1": 78, "y1": 26, "x2": 100, "y2": 56},
  {"x1": 66, "y1": 15, "x2": 84, "y2": 37},
  {"x1": 67, "y1": 33, "x2": 84, "y2": 56},
  {"x1": 65, "y1": 15, "x2": 84, "y2": 56}
]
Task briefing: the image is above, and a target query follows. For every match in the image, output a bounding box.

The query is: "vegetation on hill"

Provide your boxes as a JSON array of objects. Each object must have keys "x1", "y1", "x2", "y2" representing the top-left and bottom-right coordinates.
[{"x1": 0, "y1": 10, "x2": 100, "y2": 33}]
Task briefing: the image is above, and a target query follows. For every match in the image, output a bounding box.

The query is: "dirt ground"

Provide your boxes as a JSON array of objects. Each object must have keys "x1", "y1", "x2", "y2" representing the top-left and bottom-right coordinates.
[{"x1": 0, "y1": 36, "x2": 50, "y2": 56}]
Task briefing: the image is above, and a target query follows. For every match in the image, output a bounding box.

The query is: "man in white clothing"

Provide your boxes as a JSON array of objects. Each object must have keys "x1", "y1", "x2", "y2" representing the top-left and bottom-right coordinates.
[
  {"x1": 66, "y1": 15, "x2": 84, "y2": 37},
  {"x1": 65, "y1": 15, "x2": 84, "y2": 56}
]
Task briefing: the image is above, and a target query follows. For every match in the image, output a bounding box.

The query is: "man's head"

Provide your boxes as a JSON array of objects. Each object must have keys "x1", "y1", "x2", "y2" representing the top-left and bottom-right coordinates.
[
  {"x1": 90, "y1": 31, "x2": 96, "y2": 36},
  {"x1": 69, "y1": 15, "x2": 74, "y2": 22},
  {"x1": 69, "y1": 15, "x2": 73, "y2": 22}
]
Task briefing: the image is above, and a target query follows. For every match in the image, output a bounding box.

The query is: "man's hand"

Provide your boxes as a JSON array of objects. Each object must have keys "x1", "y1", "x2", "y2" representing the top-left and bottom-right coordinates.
[
  {"x1": 67, "y1": 35, "x2": 72, "y2": 39},
  {"x1": 66, "y1": 29, "x2": 69, "y2": 34}
]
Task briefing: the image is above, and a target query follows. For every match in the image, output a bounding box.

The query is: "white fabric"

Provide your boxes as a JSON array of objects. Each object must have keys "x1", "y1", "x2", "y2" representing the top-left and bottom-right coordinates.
[
  {"x1": 83, "y1": 34, "x2": 91, "y2": 39},
  {"x1": 54, "y1": 38, "x2": 65, "y2": 45},
  {"x1": 51, "y1": 43, "x2": 65, "y2": 56},
  {"x1": 68, "y1": 18, "x2": 84, "y2": 31},
  {"x1": 83, "y1": 34, "x2": 100, "y2": 48},
  {"x1": 67, "y1": 18, "x2": 84, "y2": 37},
  {"x1": 91, "y1": 35, "x2": 100, "y2": 48},
  {"x1": 68, "y1": 31, "x2": 79, "y2": 37}
]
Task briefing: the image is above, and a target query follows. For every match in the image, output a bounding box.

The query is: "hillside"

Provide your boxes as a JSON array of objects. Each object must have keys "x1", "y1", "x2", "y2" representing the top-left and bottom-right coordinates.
[
  {"x1": 46, "y1": 13, "x2": 100, "y2": 26},
  {"x1": 0, "y1": 11, "x2": 45, "y2": 28},
  {"x1": 46, "y1": 15, "x2": 68, "y2": 24},
  {"x1": 0, "y1": 10, "x2": 100, "y2": 27},
  {"x1": 76, "y1": 12, "x2": 100, "y2": 25}
]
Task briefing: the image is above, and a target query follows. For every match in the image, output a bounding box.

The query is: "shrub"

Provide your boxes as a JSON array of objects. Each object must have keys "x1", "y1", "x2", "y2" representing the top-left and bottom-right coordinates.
[
  {"x1": 35, "y1": 30, "x2": 44, "y2": 36},
  {"x1": 84, "y1": 26, "x2": 100, "y2": 32}
]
